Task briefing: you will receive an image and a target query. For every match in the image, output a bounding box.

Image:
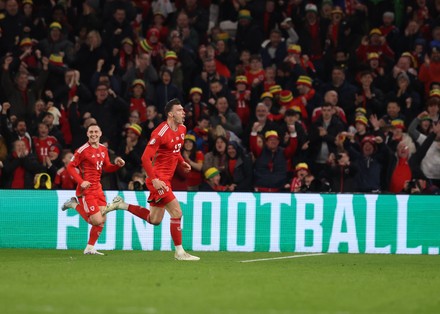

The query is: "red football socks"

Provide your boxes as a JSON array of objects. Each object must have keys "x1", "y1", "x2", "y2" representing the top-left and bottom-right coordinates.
[
  {"x1": 128, "y1": 204, "x2": 151, "y2": 223},
  {"x1": 88, "y1": 225, "x2": 103, "y2": 245},
  {"x1": 170, "y1": 217, "x2": 182, "y2": 246}
]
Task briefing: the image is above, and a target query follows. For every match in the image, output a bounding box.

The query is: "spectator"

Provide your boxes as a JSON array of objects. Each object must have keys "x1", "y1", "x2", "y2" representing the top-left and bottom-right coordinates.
[
  {"x1": 308, "y1": 102, "x2": 346, "y2": 176},
  {"x1": 260, "y1": 29, "x2": 287, "y2": 68},
  {"x1": 322, "y1": 150, "x2": 358, "y2": 193},
  {"x1": 0, "y1": 0, "x2": 26, "y2": 56},
  {"x1": 38, "y1": 21, "x2": 75, "y2": 66},
  {"x1": 250, "y1": 129, "x2": 298, "y2": 192},
  {"x1": 319, "y1": 66, "x2": 357, "y2": 123},
  {"x1": 155, "y1": 67, "x2": 183, "y2": 115},
  {"x1": 73, "y1": 30, "x2": 109, "y2": 90},
  {"x1": 82, "y1": 83, "x2": 129, "y2": 150},
  {"x1": 288, "y1": 162, "x2": 310, "y2": 193},
  {"x1": 184, "y1": 87, "x2": 209, "y2": 130},
  {"x1": 163, "y1": 50, "x2": 183, "y2": 91},
  {"x1": 2, "y1": 139, "x2": 44, "y2": 188},
  {"x1": 53, "y1": 149, "x2": 77, "y2": 189},
  {"x1": 348, "y1": 135, "x2": 388, "y2": 193},
  {"x1": 1, "y1": 55, "x2": 48, "y2": 123},
  {"x1": 418, "y1": 40, "x2": 440, "y2": 95},
  {"x1": 225, "y1": 140, "x2": 253, "y2": 191},
  {"x1": 202, "y1": 135, "x2": 229, "y2": 185},
  {"x1": 386, "y1": 134, "x2": 416, "y2": 193},
  {"x1": 199, "y1": 167, "x2": 230, "y2": 191},
  {"x1": 128, "y1": 79, "x2": 150, "y2": 122},
  {"x1": 235, "y1": 9, "x2": 264, "y2": 54},
  {"x1": 181, "y1": 133, "x2": 204, "y2": 190},
  {"x1": 116, "y1": 123, "x2": 146, "y2": 188},
  {"x1": 209, "y1": 96, "x2": 242, "y2": 138}
]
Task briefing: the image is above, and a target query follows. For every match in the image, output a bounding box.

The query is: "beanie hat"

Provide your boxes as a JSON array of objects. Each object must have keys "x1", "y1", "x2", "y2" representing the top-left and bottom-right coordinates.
[
  {"x1": 235, "y1": 75, "x2": 248, "y2": 85},
  {"x1": 260, "y1": 92, "x2": 273, "y2": 99},
  {"x1": 265, "y1": 130, "x2": 279, "y2": 140},
  {"x1": 367, "y1": 52, "x2": 379, "y2": 60},
  {"x1": 131, "y1": 79, "x2": 146, "y2": 89},
  {"x1": 296, "y1": 75, "x2": 313, "y2": 87},
  {"x1": 295, "y1": 162, "x2": 309, "y2": 174},
  {"x1": 190, "y1": 87, "x2": 203, "y2": 96},
  {"x1": 127, "y1": 123, "x2": 142, "y2": 136},
  {"x1": 139, "y1": 39, "x2": 153, "y2": 53},
  {"x1": 164, "y1": 50, "x2": 178, "y2": 61},
  {"x1": 355, "y1": 115, "x2": 368, "y2": 126},
  {"x1": 238, "y1": 9, "x2": 252, "y2": 20},
  {"x1": 49, "y1": 22, "x2": 62, "y2": 30},
  {"x1": 279, "y1": 90, "x2": 293, "y2": 105},
  {"x1": 185, "y1": 134, "x2": 196, "y2": 142},
  {"x1": 287, "y1": 44, "x2": 301, "y2": 54},
  {"x1": 269, "y1": 85, "x2": 282, "y2": 95},
  {"x1": 204, "y1": 167, "x2": 220, "y2": 179},
  {"x1": 391, "y1": 119, "x2": 405, "y2": 130}
]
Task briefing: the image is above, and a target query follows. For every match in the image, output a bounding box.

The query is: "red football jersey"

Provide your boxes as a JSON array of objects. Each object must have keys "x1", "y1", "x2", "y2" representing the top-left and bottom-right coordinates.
[
  {"x1": 32, "y1": 135, "x2": 58, "y2": 163},
  {"x1": 142, "y1": 122, "x2": 185, "y2": 182},
  {"x1": 67, "y1": 143, "x2": 119, "y2": 196}
]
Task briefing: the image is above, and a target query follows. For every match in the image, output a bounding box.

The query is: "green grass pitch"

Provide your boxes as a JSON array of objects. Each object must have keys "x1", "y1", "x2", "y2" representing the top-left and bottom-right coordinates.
[{"x1": 0, "y1": 249, "x2": 439, "y2": 314}]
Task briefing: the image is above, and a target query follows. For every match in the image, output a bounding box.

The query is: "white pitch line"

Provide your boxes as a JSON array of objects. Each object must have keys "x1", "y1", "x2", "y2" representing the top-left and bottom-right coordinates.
[{"x1": 240, "y1": 253, "x2": 326, "y2": 263}]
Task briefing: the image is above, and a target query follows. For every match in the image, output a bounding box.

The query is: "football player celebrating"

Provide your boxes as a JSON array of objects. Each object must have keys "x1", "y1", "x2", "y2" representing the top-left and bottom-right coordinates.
[
  {"x1": 61, "y1": 123, "x2": 126, "y2": 255},
  {"x1": 104, "y1": 99, "x2": 200, "y2": 260}
]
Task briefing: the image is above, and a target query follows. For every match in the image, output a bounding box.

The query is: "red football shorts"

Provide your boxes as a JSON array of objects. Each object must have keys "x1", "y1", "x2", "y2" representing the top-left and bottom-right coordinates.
[
  {"x1": 78, "y1": 190, "x2": 106, "y2": 217},
  {"x1": 146, "y1": 180, "x2": 176, "y2": 208}
]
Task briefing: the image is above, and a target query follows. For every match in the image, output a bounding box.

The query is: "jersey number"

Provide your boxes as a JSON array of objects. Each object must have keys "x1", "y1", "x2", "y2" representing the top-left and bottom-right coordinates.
[
  {"x1": 96, "y1": 161, "x2": 103, "y2": 170},
  {"x1": 172, "y1": 143, "x2": 182, "y2": 153}
]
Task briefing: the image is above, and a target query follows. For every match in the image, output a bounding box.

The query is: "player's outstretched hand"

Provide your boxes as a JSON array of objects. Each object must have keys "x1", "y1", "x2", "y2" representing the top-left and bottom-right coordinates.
[
  {"x1": 181, "y1": 161, "x2": 191, "y2": 173},
  {"x1": 114, "y1": 157, "x2": 125, "y2": 167}
]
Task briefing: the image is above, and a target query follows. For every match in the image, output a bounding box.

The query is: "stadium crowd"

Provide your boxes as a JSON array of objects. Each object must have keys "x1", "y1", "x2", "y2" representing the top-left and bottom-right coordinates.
[{"x1": 0, "y1": 0, "x2": 440, "y2": 194}]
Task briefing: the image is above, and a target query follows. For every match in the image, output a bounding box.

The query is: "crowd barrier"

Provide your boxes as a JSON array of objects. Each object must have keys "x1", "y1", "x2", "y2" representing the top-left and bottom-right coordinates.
[{"x1": 0, "y1": 190, "x2": 439, "y2": 254}]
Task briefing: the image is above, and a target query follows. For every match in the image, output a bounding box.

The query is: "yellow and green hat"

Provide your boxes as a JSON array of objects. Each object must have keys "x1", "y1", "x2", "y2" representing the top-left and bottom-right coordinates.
[
  {"x1": 296, "y1": 75, "x2": 312, "y2": 87},
  {"x1": 235, "y1": 75, "x2": 248, "y2": 85},
  {"x1": 127, "y1": 123, "x2": 142, "y2": 136},
  {"x1": 391, "y1": 119, "x2": 405, "y2": 130},
  {"x1": 269, "y1": 85, "x2": 282, "y2": 95},
  {"x1": 164, "y1": 50, "x2": 178, "y2": 61},
  {"x1": 279, "y1": 90, "x2": 293, "y2": 105},
  {"x1": 429, "y1": 89, "x2": 440, "y2": 98},
  {"x1": 185, "y1": 134, "x2": 196, "y2": 142},
  {"x1": 139, "y1": 38, "x2": 153, "y2": 53},
  {"x1": 355, "y1": 115, "x2": 368, "y2": 126},
  {"x1": 238, "y1": 9, "x2": 252, "y2": 20},
  {"x1": 204, "y1": 167, "x2": 220, "y2": 179}
]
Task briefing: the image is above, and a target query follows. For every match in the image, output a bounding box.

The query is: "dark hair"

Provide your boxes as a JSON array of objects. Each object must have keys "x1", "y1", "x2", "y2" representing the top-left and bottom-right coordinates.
[
  {"x1": 86, "y1": 123, "x2": 100, "y2": 132},
  {"x1": 164, "y1": 98, "x2": 181, "y2": 116}
]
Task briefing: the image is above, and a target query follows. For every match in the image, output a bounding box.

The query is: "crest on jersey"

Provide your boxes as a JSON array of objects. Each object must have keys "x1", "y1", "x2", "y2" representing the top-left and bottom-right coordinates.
[
  {"x1": 181, "y1": 134, "x2": 184, "y2": 140},
  {"x1": 101, "y1": 152, "x2": 105, "y2": 158},
  {"x1": 149, "y1": 138, "x2": 156, "y2": 145}
]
